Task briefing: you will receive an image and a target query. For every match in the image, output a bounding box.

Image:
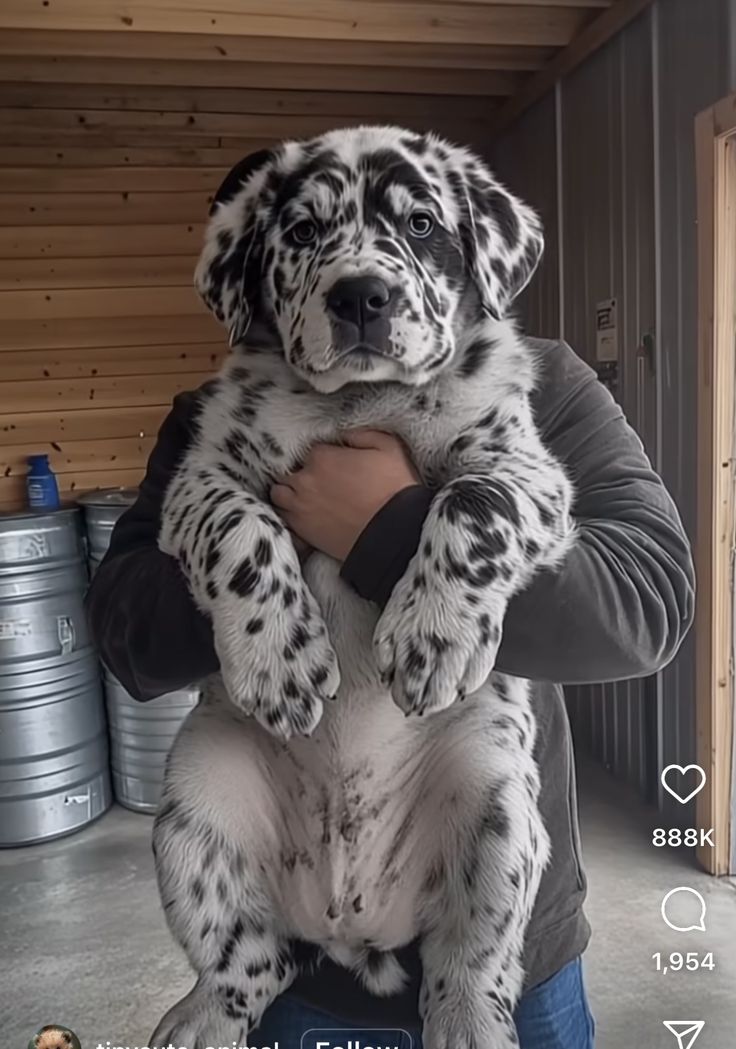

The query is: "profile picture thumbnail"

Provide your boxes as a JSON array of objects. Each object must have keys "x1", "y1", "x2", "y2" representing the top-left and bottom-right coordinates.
[{"x1": 28, "y1": 1025, "x2": 82, "y2": 1049}]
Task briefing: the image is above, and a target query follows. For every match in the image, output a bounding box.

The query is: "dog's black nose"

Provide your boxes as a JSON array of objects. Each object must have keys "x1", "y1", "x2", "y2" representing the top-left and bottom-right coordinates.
[{"x1": 326, "y1": 277, "x2": 394, "y2": 326}]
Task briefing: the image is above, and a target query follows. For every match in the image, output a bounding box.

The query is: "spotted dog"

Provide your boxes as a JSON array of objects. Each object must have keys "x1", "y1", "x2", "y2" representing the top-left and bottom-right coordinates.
[{"x1": 151, "y1": 126, "x2": 574, "y2": 1049}]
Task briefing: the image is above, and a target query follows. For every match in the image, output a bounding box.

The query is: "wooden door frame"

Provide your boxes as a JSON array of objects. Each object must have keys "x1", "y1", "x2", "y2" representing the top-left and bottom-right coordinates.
[{"x1": 695, "y1": 93, "x2": 736, "y2": 875}]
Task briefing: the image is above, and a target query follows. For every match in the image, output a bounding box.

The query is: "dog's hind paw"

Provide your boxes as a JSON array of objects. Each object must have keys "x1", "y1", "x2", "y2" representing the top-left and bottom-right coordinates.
[
  {"x1": 422, "y1": 995, "x2": 520, "y2": 1049},
  {"x1": 150, "y1": 980, "x2": 261, "y2": 1049}
]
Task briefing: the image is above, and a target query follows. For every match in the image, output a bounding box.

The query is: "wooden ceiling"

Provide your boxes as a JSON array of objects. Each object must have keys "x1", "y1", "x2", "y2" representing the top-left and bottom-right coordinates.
[{"x1": 0, "y1": 0, "x2": 654, "y2": 134}]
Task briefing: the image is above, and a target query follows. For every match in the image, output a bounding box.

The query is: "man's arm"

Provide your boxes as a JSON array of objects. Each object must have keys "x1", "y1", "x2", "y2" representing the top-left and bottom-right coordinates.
[
  {"x1": 341, "y1": 340, "x2": 695, "y2": 685},
  {"x1": 84, "y1": 393, "x2": 219, "y2": 701}
]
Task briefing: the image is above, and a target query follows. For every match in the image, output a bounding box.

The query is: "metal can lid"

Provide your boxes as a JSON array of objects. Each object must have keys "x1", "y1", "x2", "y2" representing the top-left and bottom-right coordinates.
[
  {"x1": 76, "y1": 487, "x2": 138, "y2": 508},
  {"x1": 0, "y1": 505, "x2": 80, "y2": 524}
]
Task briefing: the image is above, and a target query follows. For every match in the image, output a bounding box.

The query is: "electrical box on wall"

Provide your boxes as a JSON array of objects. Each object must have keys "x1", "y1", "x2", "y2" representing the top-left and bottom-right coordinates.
[{"x1": 595, "y1": 297, "x2": 619, "y2": 396}]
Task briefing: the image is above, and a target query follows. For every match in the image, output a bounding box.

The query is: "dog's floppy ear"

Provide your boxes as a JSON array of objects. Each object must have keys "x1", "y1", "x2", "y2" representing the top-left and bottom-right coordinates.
[
  {"x1": 194, "y1": 147, "x2": 278, "y2": 346},
  {"x1": 459, "y1": 166, "x2": 544, "y2": 321}
]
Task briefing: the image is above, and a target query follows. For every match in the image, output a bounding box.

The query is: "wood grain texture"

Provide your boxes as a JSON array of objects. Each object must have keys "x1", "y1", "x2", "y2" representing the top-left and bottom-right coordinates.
[
  {"x1": 2, "y1": 373, "x2": 213, "y2": 412},
  {"x1": 0, "y1": 56, "x2": 519, "y2": 97},
  {"x1": 0, "y1": 29, "x2": 555, "y2": 70},
  {"x1": 0, "y1": 286, "x2": 205, "y2": 321},
  {"x1": 0, "y1": 165, "x2": 227, "y2": 192},
  {"x1": 1, "y1": 405, "x2": 171, "y2": 444},
  {"x1": 1, "y1": 434, "x2": 157, "y2": 477},
  {"x1": 0, "y1": 224, "x2": 205, "y2": 259},
  {"x1": 0, "y1": 80, "x2": 217, "y2": 507},
  {"x1": 0, "y1": 343, "x2": 223, "y2": 378},
  {"x1": 1, "y1": 129, "x2": 225, "y2": 149},
  {"x1": 0, "y1": 106, "x2": 486, "y2": 142},
  {"x1": 695, "y1": 99, "x2": 736, "y2": 876},
  {"x1": 0, "y1": 189, "x2": 212, "y2": 226},
  {"x1": 0, "y1": 314, "x2": 220, "y2": 351},
  {"x1": 0, "y1": 254, "x2": 196, "y2": 290},
  {"x1": 0, "y1": 2, "x2": 589, "y2": 48},
  {"x1": 0, "y1": 83, "x2": 505, "y2": 118},
  {"x1": 0, "y1": 146, "x2": 258, "y2": 167}
]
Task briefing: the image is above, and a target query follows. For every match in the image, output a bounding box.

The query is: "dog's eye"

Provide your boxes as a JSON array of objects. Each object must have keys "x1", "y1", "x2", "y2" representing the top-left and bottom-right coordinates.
[
  {"x1": 408, "y1": 211, "x2": 435, "y2": 238},
  {"x1": 289, "y1": 220, "x2": 318, "y2": 246}
]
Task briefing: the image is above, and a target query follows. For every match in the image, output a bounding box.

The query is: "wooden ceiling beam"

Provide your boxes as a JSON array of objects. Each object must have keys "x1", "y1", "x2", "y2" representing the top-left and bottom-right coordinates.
[
  {"x1": 0, "y1": 30, "x2": 555, "y2": 72},
  {"x1": 0, "y1": 146, "x2": 260, "y2": 168},
  {"x1": 0, "y1": 1, "x2": 590, "y2": 49},
  {"x1": 0, "y1": 82, "x2": 505, "y2": 120},
  {"x1": 0, "y1": 57, "x2": 523, "y2": 98},
  {"x1": 0, "y1": 106, "x2": 494, "y2": 146},
  {"x1": 368, "y1": 0, "x2": 610, "y2": 6}
]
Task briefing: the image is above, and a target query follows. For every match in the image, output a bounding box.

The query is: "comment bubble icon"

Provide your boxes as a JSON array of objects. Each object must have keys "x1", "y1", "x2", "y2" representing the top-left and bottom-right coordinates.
[{"x1": 660, "y1": 887, "x2": 707, "y2": 932}]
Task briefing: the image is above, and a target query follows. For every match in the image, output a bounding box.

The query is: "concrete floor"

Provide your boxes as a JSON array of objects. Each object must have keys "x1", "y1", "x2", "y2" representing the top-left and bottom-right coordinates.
[{"x1": 2, "y1": 760, "x2": 735, "y2": 1049}]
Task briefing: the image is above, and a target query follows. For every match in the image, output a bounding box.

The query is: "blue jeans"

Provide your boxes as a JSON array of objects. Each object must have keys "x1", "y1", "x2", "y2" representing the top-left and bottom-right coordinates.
[{"x1": 254, "y1": 958, "x2": 595, "y2": 1048}]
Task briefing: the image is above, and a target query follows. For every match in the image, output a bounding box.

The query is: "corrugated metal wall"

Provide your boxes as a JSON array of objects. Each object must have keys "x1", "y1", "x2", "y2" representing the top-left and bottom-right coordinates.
[{"x1": 492, "y1": 0, "x2": 736, "y2": 824}]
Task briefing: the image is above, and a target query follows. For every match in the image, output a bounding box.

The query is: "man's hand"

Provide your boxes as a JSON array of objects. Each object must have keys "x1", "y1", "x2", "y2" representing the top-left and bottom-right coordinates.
[{"x1": 271, "y1": 429, "x2": 420, "y2": 563}]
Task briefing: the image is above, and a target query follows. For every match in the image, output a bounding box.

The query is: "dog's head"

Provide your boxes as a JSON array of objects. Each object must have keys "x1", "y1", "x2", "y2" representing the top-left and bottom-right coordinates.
[{"x1": 195, "y1": 125, "x2": 543, "y2": 391}]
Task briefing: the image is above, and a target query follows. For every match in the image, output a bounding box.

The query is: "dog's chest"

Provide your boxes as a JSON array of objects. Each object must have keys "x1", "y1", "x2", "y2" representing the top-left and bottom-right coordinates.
[{"x1": 195, "y1": 354, "x2": 487, "y2": 493}]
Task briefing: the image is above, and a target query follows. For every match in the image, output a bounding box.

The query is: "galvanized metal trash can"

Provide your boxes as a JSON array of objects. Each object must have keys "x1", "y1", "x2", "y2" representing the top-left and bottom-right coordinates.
[
  {"x1": 104, "y1": 672, "x2": 199, "y2": 812},
  {"x1": 0, "y1": 508, "x2": 111, "y2": 846},
  {"x1": 78, "y1": 489, "x2": 200, "y2": 814},
  {"x1": 77, "y1": 487, "x2": 139, "y2": 575}
]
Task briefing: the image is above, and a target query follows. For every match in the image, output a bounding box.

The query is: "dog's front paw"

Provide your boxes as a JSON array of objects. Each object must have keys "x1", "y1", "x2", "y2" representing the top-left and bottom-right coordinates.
[
  {"x1": 374, "y1": 579, "x2": 505, "y2": 716},
  {"x1": 214, "y1": 585, "x2": 340, "y2": 739}
]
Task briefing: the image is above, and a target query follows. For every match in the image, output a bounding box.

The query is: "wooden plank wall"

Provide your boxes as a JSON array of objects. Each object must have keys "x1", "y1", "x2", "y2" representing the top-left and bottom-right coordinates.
[{"x1": 0, "y1": 69, "x2": 494, "y2": 511}]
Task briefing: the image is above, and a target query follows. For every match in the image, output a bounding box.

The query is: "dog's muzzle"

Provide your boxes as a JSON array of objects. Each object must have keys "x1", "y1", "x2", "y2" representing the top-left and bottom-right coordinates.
[{"x1": 326, "y1": 275, "x2": 399, "y2": 355}]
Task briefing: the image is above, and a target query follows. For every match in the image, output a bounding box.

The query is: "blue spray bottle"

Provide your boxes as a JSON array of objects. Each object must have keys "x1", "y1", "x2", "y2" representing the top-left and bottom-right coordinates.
[{"x1": 26, "y1": 453, "x2": 60, "y2": 511}]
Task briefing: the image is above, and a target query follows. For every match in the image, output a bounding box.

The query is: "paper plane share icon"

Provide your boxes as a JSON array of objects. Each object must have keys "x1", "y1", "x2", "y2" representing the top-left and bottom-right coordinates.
[{"x1": 663, "y1": 1021, "x2": 705, "y2": 1049}]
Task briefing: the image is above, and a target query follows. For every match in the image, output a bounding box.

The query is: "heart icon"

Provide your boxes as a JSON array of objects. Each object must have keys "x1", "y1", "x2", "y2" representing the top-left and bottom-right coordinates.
[{"x1": 661, "y1": 764, "x2": 707, "y2": 805}]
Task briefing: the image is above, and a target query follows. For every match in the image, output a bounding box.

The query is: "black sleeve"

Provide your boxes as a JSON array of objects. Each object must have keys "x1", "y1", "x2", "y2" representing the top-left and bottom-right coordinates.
[
  {"x1": 339, "y1": 485, "x2": 435, "y2": 608},
  {"x1": 341, "y1": 340, "x2": 695, "y2": 685},
  {"x1": 84, "y1": 392, "x2": 219, "y2": 701}
]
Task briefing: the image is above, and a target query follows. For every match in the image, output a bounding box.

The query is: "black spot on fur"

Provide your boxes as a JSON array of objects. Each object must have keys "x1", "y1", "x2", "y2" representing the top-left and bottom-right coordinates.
[
  {"x1": 310, "y1": 666, "x2": 329, "y2": 689},
  {"x1": 205, "y1": 542, "x2": 221, "y2": 574},
  {"x1": 211, "y1": 148, "x2": 275, "y2": 213},
  {"x1": 255, "y1": 537, "x2": 272, "y2": 566},
  {"x1": 480, "y1": 797, "x2": 510, "y2": 839},
  {"x1": 486, "y1": 190, "x2": 520, "y2": 248},
  {"x1": 404, "y1": 642, "x2": 427, "y2": 675},
  {"x1": 459, "y1": 337, "x2": 498, "y2": 379},
  {"x1": 228, "y1": 557, "x2": 259, "y2": 596},
  {"x1": 216, "y1": 916, "x2": 245, "y2": 973},
  {"x1": 190, "y1": 877, "x2": 205, "y2": 905},
  {"x1": 218, "y1": 508, "x2": 244, "y2": 539},
  {"x1": 290, "y1": 623, "x2": 309, "y2": 650}
]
